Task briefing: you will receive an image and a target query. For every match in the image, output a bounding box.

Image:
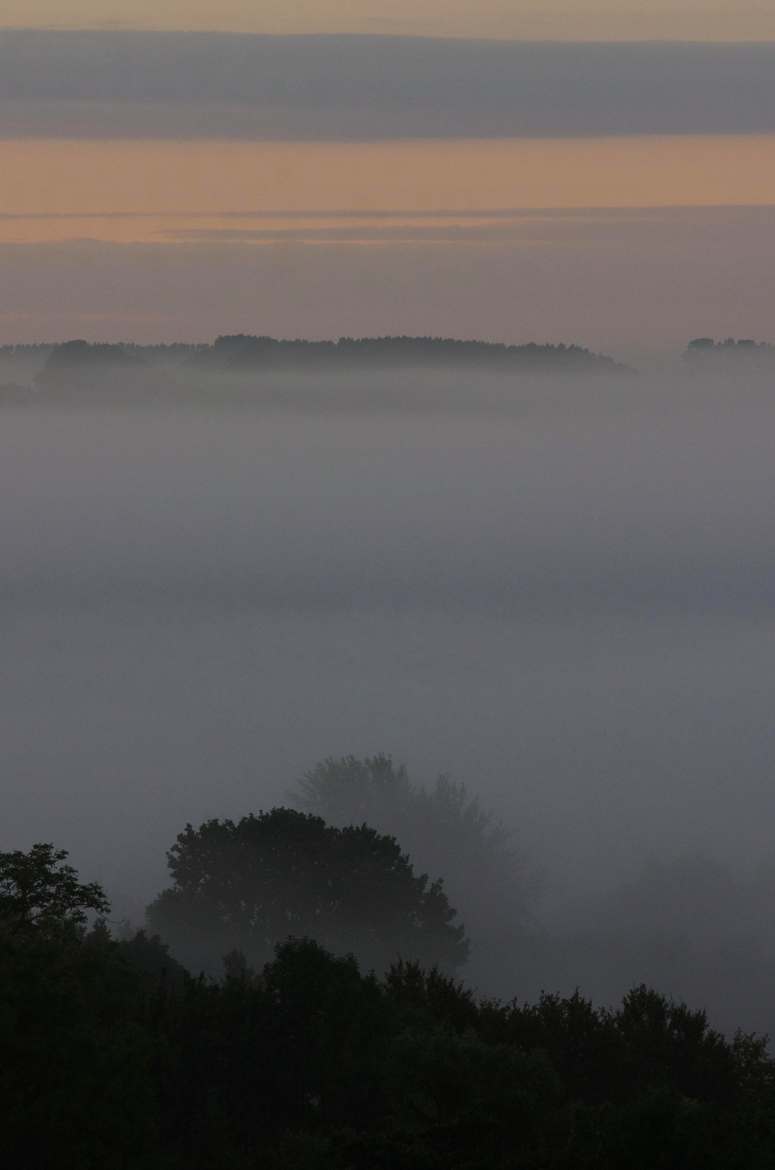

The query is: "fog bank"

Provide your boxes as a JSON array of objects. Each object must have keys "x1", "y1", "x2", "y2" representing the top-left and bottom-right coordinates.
[{"x1": 3, "y1": 370, "x2": 775, "y2": 1028}]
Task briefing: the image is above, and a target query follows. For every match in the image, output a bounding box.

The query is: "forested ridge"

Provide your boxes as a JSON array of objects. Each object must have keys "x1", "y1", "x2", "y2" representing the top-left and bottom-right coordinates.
[
  {"x1": 0, "y1": 334, "x2": 628, "y2": 391},
  {"x1": 4, "y1": 762, "x2": 775, "y2": 1168}
]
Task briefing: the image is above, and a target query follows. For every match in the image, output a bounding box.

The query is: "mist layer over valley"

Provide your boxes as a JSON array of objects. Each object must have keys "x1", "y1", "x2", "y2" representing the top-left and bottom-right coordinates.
[{"x1": 4, "y1": 368, "x2": 775, "y2": 1034}]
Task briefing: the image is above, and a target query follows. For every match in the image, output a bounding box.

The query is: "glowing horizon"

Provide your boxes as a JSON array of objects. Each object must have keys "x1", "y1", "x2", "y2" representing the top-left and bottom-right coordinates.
[
  {"x1": 4, "y1": 22, "x2": 775, "y2": 349},
  {"x1": 4, "y1": 2, "x2": 775, "y2": 41},
  {"x1": 2, "y1": 137, "x2": 775, "y2": 247}
]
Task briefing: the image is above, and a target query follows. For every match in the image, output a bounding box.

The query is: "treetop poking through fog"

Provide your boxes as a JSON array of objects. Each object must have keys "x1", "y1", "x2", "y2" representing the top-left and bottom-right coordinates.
[{"x1": 146, "y1": 808, "x2": 469, "y2": 975}]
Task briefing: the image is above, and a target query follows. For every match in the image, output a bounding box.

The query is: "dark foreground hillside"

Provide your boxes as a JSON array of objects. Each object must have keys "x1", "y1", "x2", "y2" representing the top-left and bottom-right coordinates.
[{"x1": 3, "y1": 842, "x2": 775, "y2": 1170}]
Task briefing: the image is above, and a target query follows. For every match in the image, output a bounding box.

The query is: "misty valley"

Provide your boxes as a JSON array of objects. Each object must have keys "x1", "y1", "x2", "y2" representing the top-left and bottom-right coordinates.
[
  {"x1": 5, "y1": 344, "x2": 775, "y2": 1167},
  {"x1": 6, "y1": 7, "x2": 775, "y2": 1165}
]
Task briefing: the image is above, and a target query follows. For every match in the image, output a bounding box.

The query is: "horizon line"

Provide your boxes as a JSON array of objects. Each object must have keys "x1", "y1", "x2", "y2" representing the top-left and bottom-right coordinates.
[
  {"x1": 4, "y1": 28, "x2": 775, "y2": 46},
  {"x1": 2, "y1": 203, "x2": 775, "y2": 221}
]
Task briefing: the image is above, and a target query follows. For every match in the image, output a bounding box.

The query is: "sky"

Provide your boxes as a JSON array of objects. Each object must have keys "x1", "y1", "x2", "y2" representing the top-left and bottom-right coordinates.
[
  {"x1": 2, "y1": 16, "x2": 775, "y2": 353},
  {"x1": 6, "y1": 1, "x2": 775, "y2": 41}
]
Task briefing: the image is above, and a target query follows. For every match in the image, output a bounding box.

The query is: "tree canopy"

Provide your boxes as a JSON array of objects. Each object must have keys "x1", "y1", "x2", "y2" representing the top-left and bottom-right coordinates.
[
  {"x1": 0, "y1": 842, "x2": 109, "y2": 937},
  {"x1": 5, "y1": 838, "x2": 775, "y2": 1169},
  {"x1": 7, "y1": 898, "x2": 775, "y2": 1170},
  {"x1": 147, "y1": 807, "x2": 469, "y2": 975},
  {"x1": 293, "y1": 754, "x2": 534, "y2": 995}
]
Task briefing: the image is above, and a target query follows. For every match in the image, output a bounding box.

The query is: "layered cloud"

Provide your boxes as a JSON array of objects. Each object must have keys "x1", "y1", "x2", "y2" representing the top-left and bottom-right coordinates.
[
  {"x1": 2, "y1": 205, "x2": 774, "y2": 349},
  {"x1": 3, "y1": 31, "x2": 775, "y2": 139},
  {"x1": 3, "y1": 30, "x2": 775, "y2": 349},
  {"x1": 5, "y1": 1, "x2": 775, "y2": 41}
]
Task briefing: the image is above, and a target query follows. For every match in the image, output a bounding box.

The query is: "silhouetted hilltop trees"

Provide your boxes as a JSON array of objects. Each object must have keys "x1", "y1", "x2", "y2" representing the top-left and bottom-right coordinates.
[
  {"x1": 4, "y1": 839, "x2": 775, "y2": 1169},
  {"x1": 45, "y1": 338, "x2": 145, "y2": 369},
  {"x1": 684, "y1": 337, "x2": 775, "y2": 371},
  {"x1": 10, "y1": 334, "x2": 775, "y2": 389},
  {"x1": 0, "y1": 343, "x2": 55, "y2": 358},
  {"x1": 35, "y1": 339, "x2": 146, "y2": 387},
  {"x1": 0, "y1": 334, "x2": 634, "y2": 407},
  {"x1": 197, "y1": 332, "x2": 627, "y2": 373},
  {"x1": 0, "y1": 334, "x2": 630, "y2": 396},
  {"x1": 4, "y1": 335, "x2": 627, "y2": 381}
]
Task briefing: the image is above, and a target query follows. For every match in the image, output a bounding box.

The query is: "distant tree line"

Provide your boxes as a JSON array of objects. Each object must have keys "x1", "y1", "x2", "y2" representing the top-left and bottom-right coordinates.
[
  {"x1": 7, "y1": 336, "x2": 775, "y2": 392},
  {"x1": 1, "y1": 334, "x2": 630, "y2": 391},
  {"x1": 684, "y1": 337, "x2": 775, "y2": 368},
  {"x1": 193, "y1": 333, "x2": 626, "y2": 373}
]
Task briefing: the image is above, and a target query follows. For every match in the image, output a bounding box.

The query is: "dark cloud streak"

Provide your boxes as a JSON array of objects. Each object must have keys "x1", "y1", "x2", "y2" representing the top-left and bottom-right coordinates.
[{"x1": 2, "y1": 31, "x2": 775, "y2": 138}]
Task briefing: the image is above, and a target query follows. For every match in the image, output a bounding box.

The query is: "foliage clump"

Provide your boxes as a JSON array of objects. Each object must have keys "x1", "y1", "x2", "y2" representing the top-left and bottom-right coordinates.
[
  {"x1": 0, "y1": 842, "x2": 109, "y2": 936},
  {"x1": 294, "y1": 754, "x2": 533, "y2": 993},
  {"x1": 3, "y1": 841, "x2": 775, "y2": 1169},
  {"x1": 147, "y1": 807, "x2": 469, "y2": 976}
]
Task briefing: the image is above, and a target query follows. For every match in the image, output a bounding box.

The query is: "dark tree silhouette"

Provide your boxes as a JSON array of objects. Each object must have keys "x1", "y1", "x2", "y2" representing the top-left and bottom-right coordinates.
[
  {"x1": 0, "y1": 842, "x2": 109, "y2": 937},
  {"x1": 147, "y1": 808, "x2": 468, "y2": 975},
  {"x1": 4, "y1": 839, "x2": 775, "y2": 1169},
  {"x1": 197, "y1": 333, "x2": 627, "y2": 374},
  {"x1": 292, "y1": 754, "x2": 534, "y2": 995}
]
